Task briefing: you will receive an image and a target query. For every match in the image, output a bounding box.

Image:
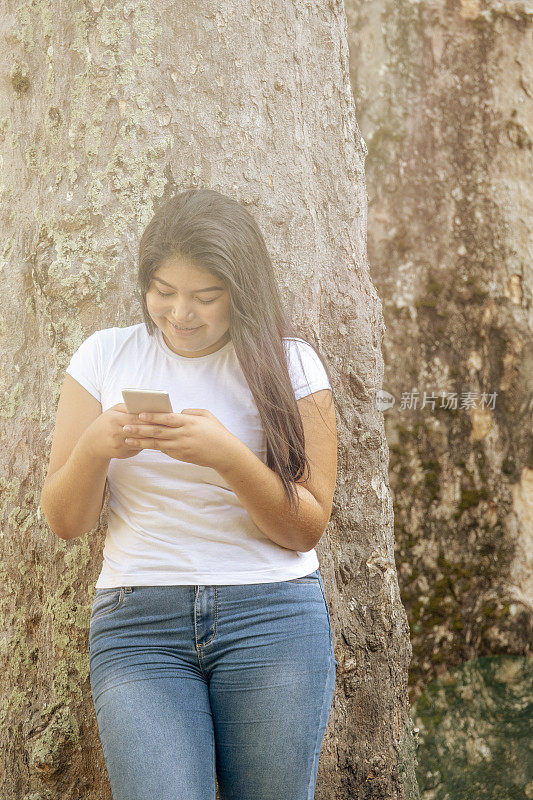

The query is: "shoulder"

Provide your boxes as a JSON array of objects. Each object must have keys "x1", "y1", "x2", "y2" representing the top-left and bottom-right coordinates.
[
  {"x1": 68, "y1": 323, "x2": 149, "y2": 363},
  {"x1": 282, "y1": 336, "x2": 313, "y2": 348},
  {"x1": 282, "y1": 336, "x2": 319, "y2": 356},
  {"x1": 282, "y1": 336, "x2": 324, "y2": 365},
  {"x1": 282, "y1": 337, "x2": 332, "y2": 400},
  {"x1": 89, "y1": 322, "x2": 147, "y2": 348}
]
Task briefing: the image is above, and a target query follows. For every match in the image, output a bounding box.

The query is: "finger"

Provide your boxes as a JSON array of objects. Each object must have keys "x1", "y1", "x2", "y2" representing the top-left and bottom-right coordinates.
[
  {"x1": 111, "y1": 403, "x2": 140, "y2": 422},
  {"x1": 124, "y1": 437, "x2": 160, "y2": 449},
  {"x1": 138, "y1": 410, "x2": 209, "y2": 421},
  {"x1": 138, "y1": 412, "x2": 182, "y2": 426},
  {"x1": 123, "y1": 425, "x2": 173, "y2": 438}
]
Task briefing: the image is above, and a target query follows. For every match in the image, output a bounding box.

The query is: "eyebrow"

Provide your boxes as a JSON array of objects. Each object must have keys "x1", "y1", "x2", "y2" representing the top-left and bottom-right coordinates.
[{"x1": 152, "y1": 277, "x2": 225, "y2": 293}]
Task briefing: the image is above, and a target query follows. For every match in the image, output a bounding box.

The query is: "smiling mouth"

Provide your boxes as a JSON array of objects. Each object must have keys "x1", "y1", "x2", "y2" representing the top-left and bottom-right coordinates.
[{"x1": 168, "y1": 321, "x2": 201, "y2": 331}]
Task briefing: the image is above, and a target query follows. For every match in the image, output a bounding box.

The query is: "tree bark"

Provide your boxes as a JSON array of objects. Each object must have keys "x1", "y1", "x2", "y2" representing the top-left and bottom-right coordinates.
[
  {"x1": 345, "y1": 0, "x2": 533, "y2": 708},
  {"x1": 0, "y1": 1, "x2": 414, "y2": 797}
]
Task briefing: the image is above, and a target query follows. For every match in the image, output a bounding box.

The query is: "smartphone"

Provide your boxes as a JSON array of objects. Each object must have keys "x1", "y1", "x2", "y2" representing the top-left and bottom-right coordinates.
[{"x1": 122, "y1": 389, "x2": 174, "y2": 415}]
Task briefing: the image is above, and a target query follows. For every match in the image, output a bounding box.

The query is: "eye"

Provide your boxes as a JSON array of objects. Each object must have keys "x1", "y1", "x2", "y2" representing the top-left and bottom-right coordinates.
[{"x1": 155, "y1": 288, "x2": 218, "y2": 304}]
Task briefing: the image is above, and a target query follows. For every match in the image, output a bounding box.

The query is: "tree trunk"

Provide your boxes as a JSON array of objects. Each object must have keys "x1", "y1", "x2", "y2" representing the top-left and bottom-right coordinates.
[
  {"x1": 345, "y1": 0, "x2": 533, "y2": 707},
  {"x1": 0, "y1": 1, "x2": 414, "y2": 798}
]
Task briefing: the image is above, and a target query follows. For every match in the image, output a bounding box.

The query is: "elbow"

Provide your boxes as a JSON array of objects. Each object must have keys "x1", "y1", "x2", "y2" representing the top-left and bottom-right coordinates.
[
  {"x1": 297, "y1": 520, "x2": 328, "y2": 553},
  {"x1": 52, "y1": 528, "x2": 73, "y2": 541},
  {"x1": 40, "y1": 505, "x2": 71, "y2": 541},
  {"x1": 294, "y1": 490, "x2": 331, "y2": 552},
  {"x1": 39, "y1": 492, "x2": 63, "y2": 540},
  {"x1": 38, "y1": 495, "x2": 62, "y2": 539},
  {"x1": 39, "y1": 497, "x2": 84, "y2": 541},
  {"x1": 38, "y1": 486, "x2": 98, "y2": 541},
  {"x1": 49, "y1": 522, "x2": 86, "y2": 542},
  {"x1": 43, "y1": 517, "x2": 70, "y2": 541},
  {"x1": 304, "y1": 510, "x2": 330, "y2": 552},
  {"x1": 303, "y1": 529, "x2": 325, "y2": 552}
]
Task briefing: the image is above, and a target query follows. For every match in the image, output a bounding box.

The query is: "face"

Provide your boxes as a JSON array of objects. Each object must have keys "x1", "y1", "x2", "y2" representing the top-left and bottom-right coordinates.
[{"x1": 145, "y1": 256, "x2": 231, "y2": 358}]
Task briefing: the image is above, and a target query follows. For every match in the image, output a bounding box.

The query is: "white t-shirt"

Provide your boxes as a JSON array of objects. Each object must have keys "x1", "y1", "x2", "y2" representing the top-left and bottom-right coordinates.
[{"x1": 65, "y1": 322, "x2": 332, "y2": 586}]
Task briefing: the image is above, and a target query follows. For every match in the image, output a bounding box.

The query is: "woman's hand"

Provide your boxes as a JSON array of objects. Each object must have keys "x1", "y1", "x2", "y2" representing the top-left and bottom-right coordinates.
[
  {"x1": 84, "y1": 403, "x2": 144, "y2": 460},
  {"x1": 121, "y1": 408, "x2": 238, "y2": 470}
]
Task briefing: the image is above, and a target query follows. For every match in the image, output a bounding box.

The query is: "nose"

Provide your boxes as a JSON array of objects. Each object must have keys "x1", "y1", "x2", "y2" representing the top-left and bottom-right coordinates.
[{"x1": 167, "y1": 297, "x2": 197, "y2": 321}]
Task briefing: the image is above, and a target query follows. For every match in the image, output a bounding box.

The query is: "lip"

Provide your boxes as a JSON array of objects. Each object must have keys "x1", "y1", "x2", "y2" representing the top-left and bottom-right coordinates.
[{"x1": 168, "y1": 321, "x2": 203, "y2": 336}]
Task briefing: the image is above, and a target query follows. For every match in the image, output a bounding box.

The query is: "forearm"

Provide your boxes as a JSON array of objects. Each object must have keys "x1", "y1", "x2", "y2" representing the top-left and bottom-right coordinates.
[
  {"x1": 40, "y1": 431, "x2": 111, "y2": 540},
  {"x1": 216, "y1": 436, "x2": 325, "y2": 552}
]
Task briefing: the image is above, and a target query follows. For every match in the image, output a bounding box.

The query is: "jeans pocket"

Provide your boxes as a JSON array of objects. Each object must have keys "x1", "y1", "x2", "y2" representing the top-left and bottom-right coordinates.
[{"x1": 91, "y1": 587, "x2": 131, "y2": 622}]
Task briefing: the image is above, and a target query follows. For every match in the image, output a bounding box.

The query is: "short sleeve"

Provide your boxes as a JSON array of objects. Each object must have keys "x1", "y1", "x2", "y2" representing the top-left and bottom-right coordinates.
[
  {"x1": 65, "y1": 331, "x2": 102, "y2": 402},
  {"x1": 284, "y1": 338, "x2": 332, "y2": 400}
]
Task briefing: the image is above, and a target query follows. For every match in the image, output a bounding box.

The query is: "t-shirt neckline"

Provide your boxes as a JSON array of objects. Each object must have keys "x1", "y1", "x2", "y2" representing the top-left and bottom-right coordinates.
[{"x1": 153, "y1": 325, "x2": 234, "y2": 362}]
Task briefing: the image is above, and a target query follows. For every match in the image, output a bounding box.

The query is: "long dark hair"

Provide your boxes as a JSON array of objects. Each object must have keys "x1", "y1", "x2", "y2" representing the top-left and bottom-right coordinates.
[{"x1": 137, "y1": 188, "x2": 334, "y2": 517}]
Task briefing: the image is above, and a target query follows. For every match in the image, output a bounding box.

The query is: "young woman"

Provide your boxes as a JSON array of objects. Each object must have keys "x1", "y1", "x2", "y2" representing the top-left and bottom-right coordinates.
[{"x1": 40, "y1": 188, "x2": 338, "y2": 800}]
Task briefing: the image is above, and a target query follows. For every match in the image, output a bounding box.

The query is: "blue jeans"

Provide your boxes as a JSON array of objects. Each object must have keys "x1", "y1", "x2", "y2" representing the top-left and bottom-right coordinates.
[{"x1": 89, "y1": 568, "x2": 337, "y2": 800}]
